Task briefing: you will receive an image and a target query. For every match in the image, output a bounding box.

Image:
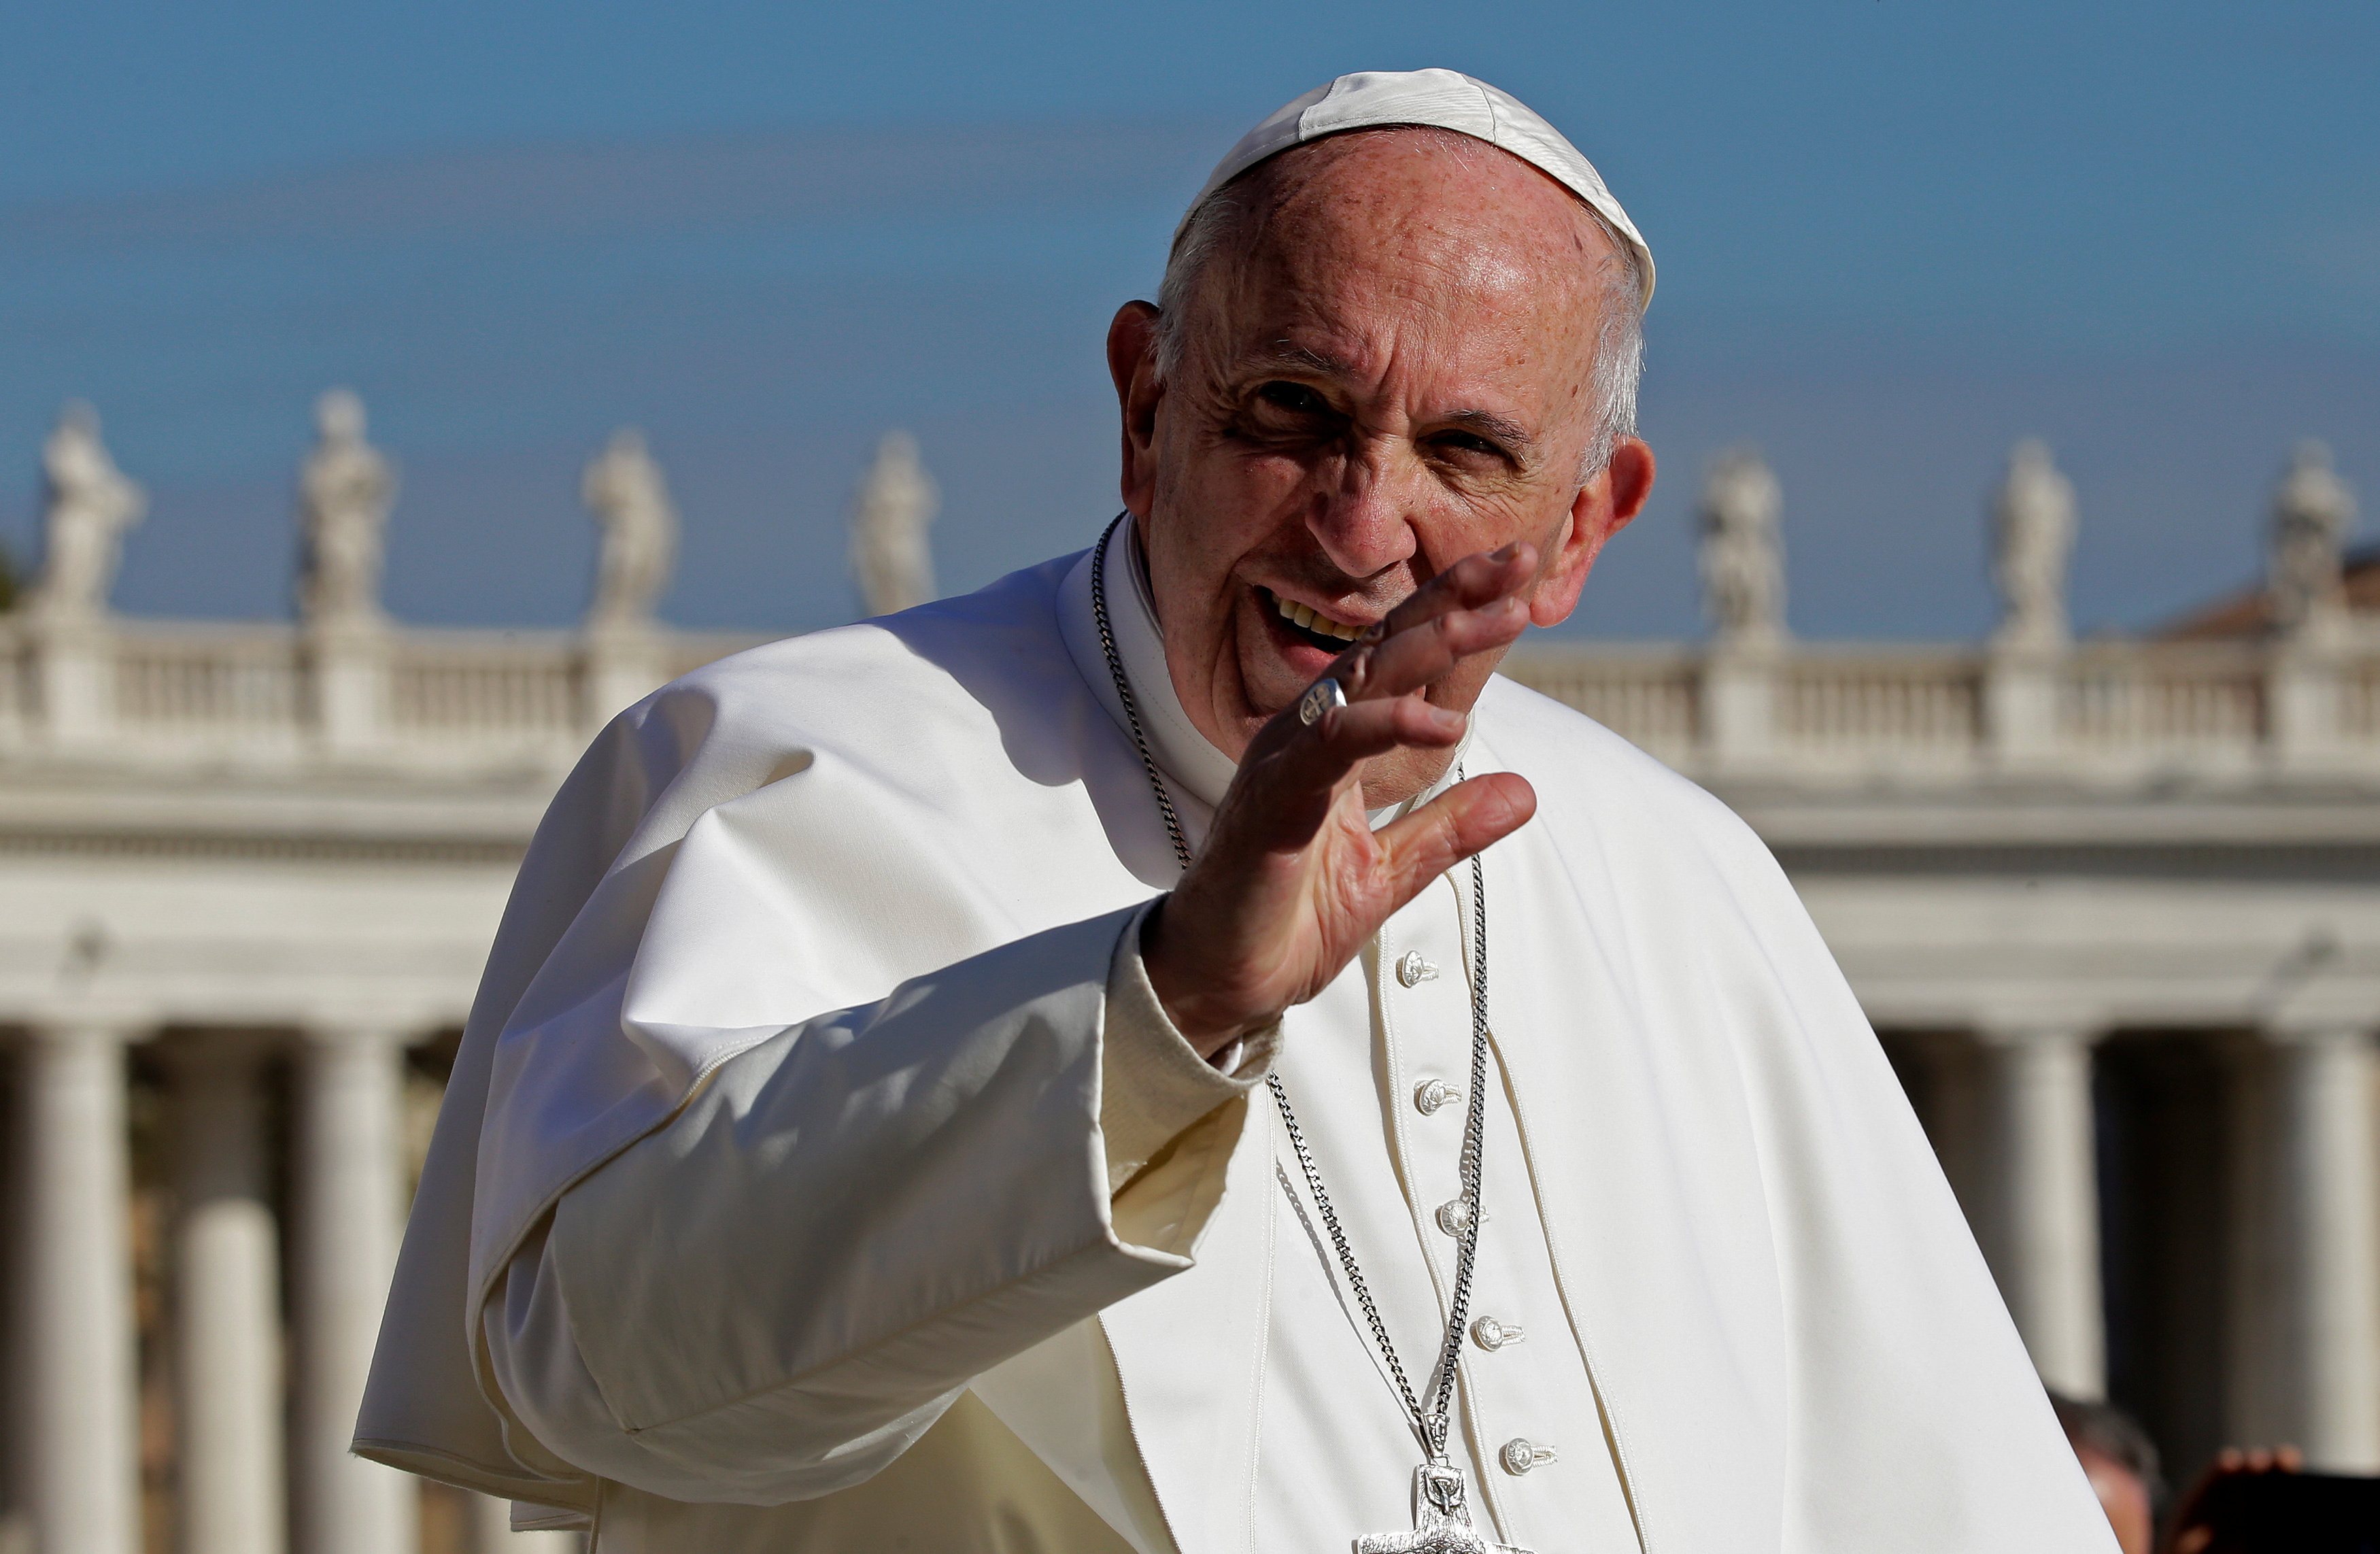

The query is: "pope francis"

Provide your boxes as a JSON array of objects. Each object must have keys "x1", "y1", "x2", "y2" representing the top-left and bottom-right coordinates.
[{"x1": 359, "y1": 69, "x2": 2117, "y2": 1553}]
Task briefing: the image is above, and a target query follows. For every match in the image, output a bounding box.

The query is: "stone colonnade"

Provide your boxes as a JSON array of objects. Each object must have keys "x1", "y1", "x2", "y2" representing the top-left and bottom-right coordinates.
[
  {"x1": 2268, "y1": 1028, "x2": 2380, "y2": 1466},
  {"x1": 1933, "y1": 1020, "x2": 2380, "y2": 1469},
  {"x1": 7, "y1": 1023, "x2": 579, "y2": 1553}
]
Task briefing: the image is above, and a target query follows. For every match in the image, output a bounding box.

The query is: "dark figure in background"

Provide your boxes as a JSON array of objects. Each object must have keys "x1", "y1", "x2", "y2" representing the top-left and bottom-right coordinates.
[
  {"x1": 2052, "y1": 1394, "x2": 2162, "y2": 1554},
  {"x1": 2057, "y1": 1406, "x2": 2380, "y2": 1554}
]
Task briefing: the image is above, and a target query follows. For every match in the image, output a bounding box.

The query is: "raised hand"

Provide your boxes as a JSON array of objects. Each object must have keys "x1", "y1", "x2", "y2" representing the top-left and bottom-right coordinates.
[{"x1": 1142, "y1": 543, "x2": 1542, "y2": 1058}]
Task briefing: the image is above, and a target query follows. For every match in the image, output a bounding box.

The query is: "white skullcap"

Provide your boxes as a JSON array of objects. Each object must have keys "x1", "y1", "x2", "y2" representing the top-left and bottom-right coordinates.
[{"x1": 1185, "y1": 68, "x2": 1654, "y2": 310}]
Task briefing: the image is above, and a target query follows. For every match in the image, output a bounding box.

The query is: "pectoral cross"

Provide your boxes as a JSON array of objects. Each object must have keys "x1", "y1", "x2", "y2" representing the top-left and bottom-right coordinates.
[{"x1": 1355, "y1": 1465, "x2": 1533, "y2": 1554}]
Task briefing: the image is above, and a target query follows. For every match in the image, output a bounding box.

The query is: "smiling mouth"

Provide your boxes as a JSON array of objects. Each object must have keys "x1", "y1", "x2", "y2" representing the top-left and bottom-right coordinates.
[{"x1": 1263, "y1": 588, "x2": 1366, "y2": 652}]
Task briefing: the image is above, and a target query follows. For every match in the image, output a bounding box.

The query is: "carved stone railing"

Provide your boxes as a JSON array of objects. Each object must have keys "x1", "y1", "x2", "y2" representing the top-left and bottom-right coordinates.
[
  {"x1": 7, "y1": 612, "x2": 2380, "y2": 786},
  {"x1": 0, "y1": 616, "x2": 769, "y2": 770},
  {"x1": 1499, "y1": 645, "x2": 1699, "y2": 762},
  {"x1": 115, "y1": 624, "x2": 305, "y2": 730},
  {"x1": 1501, "y1": 636, "x2": 2380, "y2": 783},
  {"x1": 1776, "y1": 651, "x2": 1982, "y2": 749},
  {"x1": 388, "y1": 635, "x2": 582, "y2": 735},
  {"x1": 2058, "y1": 642, "x2": 2267, "y2": 747}
]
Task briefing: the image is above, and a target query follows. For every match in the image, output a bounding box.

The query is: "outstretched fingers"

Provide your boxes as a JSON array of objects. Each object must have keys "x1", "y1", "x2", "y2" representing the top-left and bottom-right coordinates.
[
  {"x1": 1340, "y1": 543, "x2": 1537, "y2": 703},
  {"x1": 1348, "y1": 594, "x2": 1527, "y2": 703},
  {"x1": 1230, "y1": 695, "x2": 1471, "y2": 849},
  {"x1": 1381, "y1": 542, "x2": 1539, "y2": 639}
]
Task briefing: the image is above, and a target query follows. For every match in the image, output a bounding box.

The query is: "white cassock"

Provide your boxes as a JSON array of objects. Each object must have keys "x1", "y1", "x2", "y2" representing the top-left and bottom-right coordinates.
[{"x1": 358, "y1": 529, "x2": 2116, "y2": 1553}]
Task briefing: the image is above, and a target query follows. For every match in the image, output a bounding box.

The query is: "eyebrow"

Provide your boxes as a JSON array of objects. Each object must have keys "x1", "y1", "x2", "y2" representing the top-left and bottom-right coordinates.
[
  {"x1": 1444, "y1": 407, "x2": 1538, "y2": 458},
  {"x1": 1259, "y1": 342, "x2": 1353, "y2": 376},
  {"x1": 1253, "y1": 343, "x2": 1542, "y2": 460}
]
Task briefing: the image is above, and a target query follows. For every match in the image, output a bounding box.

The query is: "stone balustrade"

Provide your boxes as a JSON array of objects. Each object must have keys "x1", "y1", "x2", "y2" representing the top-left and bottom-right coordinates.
[
  {"x1": 1508, "y1": 636, "x2": 2379, "y2": 785},
  {"x1": 1, "y1": 615, "x2": 2375, "y2": 790},
  {"x1": 0, "y1": 616, "x2": 768, "y2": 766}
]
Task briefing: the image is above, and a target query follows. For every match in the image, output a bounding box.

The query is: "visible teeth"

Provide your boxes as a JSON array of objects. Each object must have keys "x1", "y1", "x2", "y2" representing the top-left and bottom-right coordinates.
[{"x1": 1274, "y1": 592, "x2": 1362, "y2": 642}]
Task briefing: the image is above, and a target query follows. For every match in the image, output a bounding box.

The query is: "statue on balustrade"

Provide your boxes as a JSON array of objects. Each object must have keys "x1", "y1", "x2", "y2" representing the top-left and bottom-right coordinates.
[
  {"x1": 24, "y1": 402, "x2": 146, "y2": 624},
  {"x1": 849, "y1": 430, "x2": 938, "y2": 618},
  {"x1": 2269, "y1": 440, "x2": 2358, "y2": 645},
  {"x1": 1991, "y1": 438, "x2": 2075, "y2": 652},
  {"x1": 581, "y1": 429, "x2": 679, "y2": 631},
  {"x1": 1699, "y1": 446, "x2": 1786, "y2": 647},
  {"x1": 297, "y1": 388, "x2": 396, "y2": 632}
]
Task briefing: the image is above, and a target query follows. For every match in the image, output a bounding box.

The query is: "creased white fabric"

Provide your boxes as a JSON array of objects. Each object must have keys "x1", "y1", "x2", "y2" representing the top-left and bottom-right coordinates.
[
  {"x1": 485, "y1": 902, "x2": 1259, "y2": 1503},
  {"x1": 361, "y1": 540, "x2": 2115, "y2": 1554}
]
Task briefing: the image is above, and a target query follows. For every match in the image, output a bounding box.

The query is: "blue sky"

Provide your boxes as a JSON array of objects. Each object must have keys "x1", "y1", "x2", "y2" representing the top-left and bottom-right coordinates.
[{"x1": 2, "y1": 1, "x2": 2373, "y2": 638}]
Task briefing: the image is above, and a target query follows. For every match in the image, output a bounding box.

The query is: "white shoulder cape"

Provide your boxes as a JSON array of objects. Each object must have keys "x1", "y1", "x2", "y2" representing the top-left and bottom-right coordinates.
[{"x1": 358, "y1": 547, "x2": 2111, "y2": 1552}]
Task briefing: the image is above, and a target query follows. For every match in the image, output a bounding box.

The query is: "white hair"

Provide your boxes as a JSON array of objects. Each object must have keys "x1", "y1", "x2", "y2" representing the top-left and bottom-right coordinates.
[{"x1": 1153, "y1": 131, "x2": 1646, "y2": 485}]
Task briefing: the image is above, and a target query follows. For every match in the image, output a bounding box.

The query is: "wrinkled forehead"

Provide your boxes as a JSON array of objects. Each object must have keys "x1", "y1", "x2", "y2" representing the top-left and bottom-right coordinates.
[{"x1": 1202, "y1": 130, "x2": 1614, "y2": 348}]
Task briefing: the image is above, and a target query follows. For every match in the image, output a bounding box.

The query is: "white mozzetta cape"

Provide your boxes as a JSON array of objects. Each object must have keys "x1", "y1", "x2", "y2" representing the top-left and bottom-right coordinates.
[{"x1": 360, "y1": 545, "x2": 2113, "y2": 1553}]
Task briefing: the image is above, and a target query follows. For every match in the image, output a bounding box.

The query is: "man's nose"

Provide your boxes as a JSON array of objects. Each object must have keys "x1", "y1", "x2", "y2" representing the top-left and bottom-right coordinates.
[{"x1": 1306, "y1": 446, "x2": 1422, "y2": 581}]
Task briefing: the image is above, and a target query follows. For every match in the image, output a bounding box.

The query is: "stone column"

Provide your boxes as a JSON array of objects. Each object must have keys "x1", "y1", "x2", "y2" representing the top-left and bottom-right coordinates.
[
  {"x1": 291, "y1": 1028, "x2": 418, "y2": 1554},
  {"x1": 19, "y1": 1024, "x2": 143, "y2": 1554},
  {"x1": 32, "y1": 617, "x2": 119, "y2": 747},
  {"x1": 2268, "y1": 647, "x2": 2345, "y2": 774},
  {"x1": 168, "y1": 1036, "x2": 287, "y2": 1554},
  {"x1": 1984, "y1": 646, "x2": 2063, "y2": 769},
  {"x1": 305, "y1": 624, "x2": 392, "y2": 754},
  {"x1": 2272, "y1": 1026, "x2": 2380, "y2": 1470},
  {"x1": 1977, "y1": 1024, "x2": 2107, "y2": 1399},
  {"x1": 581, "y1": 625, "x2": 671, "y2": 729},
  {"x1": 1701, "y1": 645, "x2": 1781, "y2": 772}
]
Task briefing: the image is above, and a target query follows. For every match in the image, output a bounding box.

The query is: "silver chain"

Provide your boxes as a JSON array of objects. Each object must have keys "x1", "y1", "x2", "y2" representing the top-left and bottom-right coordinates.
[{"x1": 1088, "y1": 514, "x2": 1493, "y2": 1464}]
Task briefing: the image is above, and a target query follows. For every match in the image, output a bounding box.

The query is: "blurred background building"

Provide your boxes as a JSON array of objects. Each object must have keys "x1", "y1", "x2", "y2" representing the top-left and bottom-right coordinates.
[{"x1": 0, "y1": 400, "x2": 2373, "y2": 1552}]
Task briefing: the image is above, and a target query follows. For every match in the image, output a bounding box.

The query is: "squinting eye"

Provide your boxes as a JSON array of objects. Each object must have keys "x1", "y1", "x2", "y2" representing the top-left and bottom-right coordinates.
[{"x1": 1257, "y1": 382, "x2": 1329, "y2": 415}]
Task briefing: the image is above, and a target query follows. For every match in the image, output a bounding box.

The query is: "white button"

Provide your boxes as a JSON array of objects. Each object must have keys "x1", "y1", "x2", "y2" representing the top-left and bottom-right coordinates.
[
  {"x1": 1434, "y1": 1196, "x2": 1476, "y2": 1236},
  {"x1": 1471, "y1": 1315, "x2": 1524, "y2": 1351},
  {"x1": 1499, "y1": 1438, "x2": 1558, "y2": 1476},
  {"x1": 1395, "y1": 951, "x2": 1440, "y2": 987},
  {"x1": 1414, "y1": 1078, "x2": 1463, "y2": 1116}
]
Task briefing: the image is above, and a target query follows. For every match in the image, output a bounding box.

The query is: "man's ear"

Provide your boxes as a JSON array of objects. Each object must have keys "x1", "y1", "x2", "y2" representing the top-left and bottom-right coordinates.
[
  {"x1": 1529, "y1": 437, "x2": 1656, "y2": 628},
  {"x1": 1108, "y1": 301, "x2": 1164, "y2": 517}
]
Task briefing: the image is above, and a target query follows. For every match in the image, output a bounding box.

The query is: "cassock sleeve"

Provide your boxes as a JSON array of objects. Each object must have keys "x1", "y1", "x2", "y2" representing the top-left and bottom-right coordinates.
[{"x1": 481, "y1": 900, "x2": 1276, "y2": 1505}]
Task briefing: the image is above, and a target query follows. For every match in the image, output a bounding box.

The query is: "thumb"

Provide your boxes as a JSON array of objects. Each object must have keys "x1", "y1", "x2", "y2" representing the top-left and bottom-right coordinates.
[{"x1": 1372, "y1": 773, "x2": 1536, "y2": 906}]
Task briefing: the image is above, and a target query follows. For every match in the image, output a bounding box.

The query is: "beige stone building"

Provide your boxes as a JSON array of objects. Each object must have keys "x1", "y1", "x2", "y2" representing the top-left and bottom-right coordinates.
[{"x1": 1, "y1": 408, "x2": 2371, "y2": 1550}]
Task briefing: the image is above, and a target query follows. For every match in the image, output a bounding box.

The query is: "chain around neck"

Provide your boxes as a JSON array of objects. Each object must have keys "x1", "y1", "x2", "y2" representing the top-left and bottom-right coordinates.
[{"x1": 1087, "y1": 513, "x2": 1495, "y2": 1464}]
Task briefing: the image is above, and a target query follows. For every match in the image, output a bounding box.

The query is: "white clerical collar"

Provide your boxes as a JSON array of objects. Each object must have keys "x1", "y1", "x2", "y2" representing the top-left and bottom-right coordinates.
[
  {"x1": 1101, "y1": 522, "x2": 1245, "y2": 812},
  {"x1": 1057, "y1": 520, "x2": 1472, "y2": 823}
]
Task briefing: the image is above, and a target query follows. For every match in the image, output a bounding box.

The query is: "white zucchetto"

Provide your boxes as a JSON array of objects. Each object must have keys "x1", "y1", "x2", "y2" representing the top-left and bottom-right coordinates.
[{"x1": 1187, "y1": 68, "x2": 1655, "y2": 309}]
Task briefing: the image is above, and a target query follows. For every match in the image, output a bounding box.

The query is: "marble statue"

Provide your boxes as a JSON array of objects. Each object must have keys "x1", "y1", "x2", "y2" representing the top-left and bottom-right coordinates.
[
  {"x1": 850, "y1": 431, "x2": 938, "y2": 618},
  {"x1": 296, "y1": 389, "x2": 396, "y2": 630},
  {"x1": 24, "y1": 403, "x2": 146, "y2": 624},
  {"x1": 1699, "y1": 447, "x2": 1785, "y2": 647},
  {"x1": 2270, "y1": 440, "x2": 2358, "y2": 643},
  {"x1": 1992, "y1": 439, "x2": 2076, "y2": 651},
  {"x1": 581, "y1": 430, "x2": 679, "y2": 630}
]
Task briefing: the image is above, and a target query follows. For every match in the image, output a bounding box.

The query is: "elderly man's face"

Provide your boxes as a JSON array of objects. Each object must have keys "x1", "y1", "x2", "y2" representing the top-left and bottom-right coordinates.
[{"x1": 1108, "y1": 130, "x2": 1654, "y2": 800}]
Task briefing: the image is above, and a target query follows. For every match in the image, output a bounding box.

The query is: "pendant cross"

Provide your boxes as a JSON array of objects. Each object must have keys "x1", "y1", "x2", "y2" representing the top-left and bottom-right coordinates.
[{"x1": 1353, "y1": 1465, "x2": 1533, "y2": 1554}]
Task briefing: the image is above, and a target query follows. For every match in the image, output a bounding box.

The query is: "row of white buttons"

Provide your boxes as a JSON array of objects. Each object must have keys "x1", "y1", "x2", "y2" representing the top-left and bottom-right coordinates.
[
  {"x1": 1400, "y1": 949, "x2": 1461, "y2": 1135},
  {"x1": 1395, "y1": 946, "x2": 1550, "y2": 1479}
]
